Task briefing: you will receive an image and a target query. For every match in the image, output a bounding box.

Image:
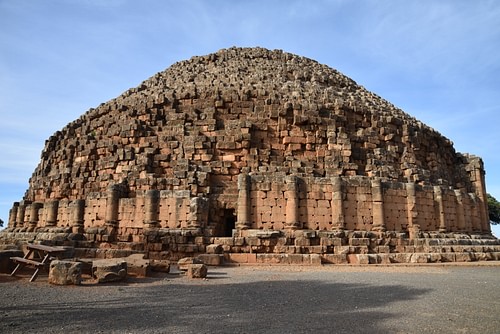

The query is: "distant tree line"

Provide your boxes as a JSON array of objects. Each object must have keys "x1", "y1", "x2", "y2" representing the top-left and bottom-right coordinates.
[{"x1": 489, "y1": 193, "x2": 500, "y2": 225}]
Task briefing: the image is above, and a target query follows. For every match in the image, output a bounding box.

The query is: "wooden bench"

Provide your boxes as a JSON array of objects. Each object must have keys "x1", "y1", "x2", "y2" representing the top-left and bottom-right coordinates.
[
  {"x1": 10, "y1": 244, "x2": 68, "y2": 282},
  {"x1": 10, "y1": 257, "x2": 47, "y2": 267}
]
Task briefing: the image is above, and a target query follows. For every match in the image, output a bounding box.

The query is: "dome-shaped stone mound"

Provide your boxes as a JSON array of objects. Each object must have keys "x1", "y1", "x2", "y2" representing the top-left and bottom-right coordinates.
[
  {"x1": 4, "y1": 47, "x2": 495, "y2": 266},
  {"x1": 29, "y1": 47, "x2": 473, "y2": 199}
]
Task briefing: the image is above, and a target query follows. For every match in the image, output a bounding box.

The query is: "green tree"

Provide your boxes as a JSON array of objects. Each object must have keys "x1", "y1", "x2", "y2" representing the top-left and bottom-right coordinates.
[
  {"x1": 0, "y1": 218, "x2": 3, "y2": 228},
  {"x1": 488, "y1": 193, "x2": 500, "y2": 224}
]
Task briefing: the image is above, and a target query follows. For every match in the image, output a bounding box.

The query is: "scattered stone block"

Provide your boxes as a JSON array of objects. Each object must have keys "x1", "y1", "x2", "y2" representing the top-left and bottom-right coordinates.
[
  {"x1": 122, "y1": 253, "x2": 150, "y2": 277},
  {"x1": 187, "y1": 264, "x2": 207, "y2": 278},
  {"x1": 92, "y1": 259, "x2": 127, "y2": 283},
  {"x1": 178, "y1": 257, "x2": 203, "y2": 271},
  {"x1": 150, "y1": 259, "x2": 171, "y2": 273},
  {"x1": 49, "y1": 260, "x2": 82, "y2": 285}
]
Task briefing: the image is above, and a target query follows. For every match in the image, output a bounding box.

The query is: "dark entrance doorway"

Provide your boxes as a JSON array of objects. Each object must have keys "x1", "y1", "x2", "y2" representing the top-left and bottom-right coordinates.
[{"x1": 222, "y1": 209, "x2": 236, "y2": 237}]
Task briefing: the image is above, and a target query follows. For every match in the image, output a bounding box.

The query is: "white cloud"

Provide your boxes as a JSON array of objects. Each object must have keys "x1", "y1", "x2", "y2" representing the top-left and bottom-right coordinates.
[{"x1": 0, "y1": 0, "x2": 499, "y2": 229}]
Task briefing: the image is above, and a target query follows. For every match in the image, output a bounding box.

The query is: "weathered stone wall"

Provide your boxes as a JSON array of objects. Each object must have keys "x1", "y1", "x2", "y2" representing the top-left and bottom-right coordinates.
[
  {"x1": 25, "y1": 48, "x2": 481, "y2": 205},
  {"x1": 7, "y1": 175, "x2": 488, "y2": 236},
  {"x1": 2, "y1": 47, "x2": 494, "y2": 263},
  {"x1": 243, "y1": 176, "x2": 487, "y2": 233}
]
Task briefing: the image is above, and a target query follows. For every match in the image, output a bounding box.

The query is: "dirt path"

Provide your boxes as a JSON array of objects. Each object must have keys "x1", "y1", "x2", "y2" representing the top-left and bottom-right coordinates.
[{"x1": 1, "y1": 264, "x2": 499, "y2": 333}]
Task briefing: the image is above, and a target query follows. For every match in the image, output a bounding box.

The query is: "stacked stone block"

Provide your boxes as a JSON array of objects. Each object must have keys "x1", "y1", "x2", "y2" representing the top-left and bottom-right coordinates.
[{"x1": 2, "y1": 47, "x2": 497, "y2": 264}]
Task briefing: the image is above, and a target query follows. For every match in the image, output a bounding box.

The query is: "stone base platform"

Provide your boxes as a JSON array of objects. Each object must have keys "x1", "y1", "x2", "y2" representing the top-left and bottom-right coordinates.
[
  {"x1": 223, "y1": 251, "x2": 500, "y2": 266},
  {"x1": 1, "y1": 228, "x2": 499, "y2": 266}
]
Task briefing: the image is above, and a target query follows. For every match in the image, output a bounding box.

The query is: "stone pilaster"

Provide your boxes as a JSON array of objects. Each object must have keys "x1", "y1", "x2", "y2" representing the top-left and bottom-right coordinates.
[
  {"x1": 406, "y1": 183, "x2": 419, "y2": 239},
  {"x1": 188, "y1": 196, "x2": 208, "y2": 230},
  {"x1": 45, "y1": 200, "x2": 59, "y2": 227},
  {"x1": 236, "y1": 173, "x2": 251, "y2": 229},
  {"x1": 16, "y1": 201, "x2": 28, "y2": 228},
  {"x1": 105, "y1": 185, "x2": 122, "y2": 240},
  {"x1": 474, "y1": 168, "x2": 490, "y2": 233},
  {"x1": 469, "y1": 194, "x2": 482, "y2": 233},
  {"x1": 331, "y1": 177, "x2": 345, "y2": 231},
  {"x1": 8, "y1": 202, "x2": 19, "y2": 229},
  {"x1": 371, "y1": 178, "x2": 386, "y2": 232},
  {"x1": 72, "y1": 199, "x2": 85, "y2": 234},
  {"x1": 466, "y1": 156, "x2": 490, "y2": 233},
  {"x1": 285, "y1": 176, "x2": 300, "y2": 230},
  {"x1": 105, "y1": 185, "x2": 121, "y2": 227},
  {"x1": 434, "y1": 186, "x2": 446, "y2": 233},
  {"x1": 454, "y1": 190, "x2": 466, "y2": 232},
  {"x1": 144, "y1": 190, "x2": 160, "y2": 229},
  {"x1": 28, "y1": 202, "x2": 43, "y2": 231}
]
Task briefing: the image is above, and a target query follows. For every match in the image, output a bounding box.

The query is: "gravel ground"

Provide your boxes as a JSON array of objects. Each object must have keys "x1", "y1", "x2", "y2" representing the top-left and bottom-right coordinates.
[{"x1": 0, "y1": 263, "x2": 499, "y2": 334}]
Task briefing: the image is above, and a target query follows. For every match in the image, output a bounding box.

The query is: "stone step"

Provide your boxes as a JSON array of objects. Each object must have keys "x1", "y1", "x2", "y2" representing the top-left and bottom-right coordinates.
[
  {"x1": 337, "y1": 252, "x2": 500, "y2": 265},
  {"x1": 223, "y1": 251, "x2": 500, "y2": 265},
  {"x1": 98, "y1": 242, "x2": 145, "y2": 251},
  {"x1": 225, "y1": 253, "x2": 322, "y2": 265},
  {"x1": 73, "y1": 247, "x2": 144, "y2": 259}
]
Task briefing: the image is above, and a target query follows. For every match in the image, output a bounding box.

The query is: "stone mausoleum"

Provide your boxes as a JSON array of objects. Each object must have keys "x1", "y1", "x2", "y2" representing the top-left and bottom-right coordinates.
[{"x1": 2, "y1": 47, "x2": 499, "y2": 264}]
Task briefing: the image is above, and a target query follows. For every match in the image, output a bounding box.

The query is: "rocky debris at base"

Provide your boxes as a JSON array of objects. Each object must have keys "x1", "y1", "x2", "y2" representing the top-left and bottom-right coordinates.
[
  {"x1": 187, "y1": 263, "x2": 207, "y2": 279},
  {"x1": 49, "y1": 260, "x2": 82, "y2": 285},
  {"x1": 177, "y1": 257, "x2": 203, "y2": 271},
  {"x1": 92, "y1": 259, "x2": 127, "y2": 283}
]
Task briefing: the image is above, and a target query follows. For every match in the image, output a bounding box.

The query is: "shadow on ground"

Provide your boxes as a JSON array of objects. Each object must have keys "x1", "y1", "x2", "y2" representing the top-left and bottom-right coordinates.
[{"x1": 0, "y1": 275, "x2": 430, "y2": 334}]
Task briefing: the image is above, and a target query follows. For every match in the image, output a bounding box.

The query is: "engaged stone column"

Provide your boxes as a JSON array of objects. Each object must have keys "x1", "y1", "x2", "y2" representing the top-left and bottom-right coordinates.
[
  {"x1": 8, "y1": 202, "x2": 19, "y2": 228},
  {"x1": 371, "y1": 178, "x2": 386, "y2": 232},
  {"x1": 454, "y1": 190, "x2": 466, "y2": 232},
  {"x1": 45, "y1": 200, "x2": 59, "y2": 227},
  {"x1": 188, "y1": 196, "x2": 208, "y2": 229},
  {"x1": 16, "y1": 201, "x2": 28, "y2": 228},
  {"x1": 469, "y1": 194, "x2": 482, "y2": 233},
  {"x1": 331, "y1": 177, "x2": 345, "y2": 231},
  {"x1": 72, "y1": 199, "x2": 85, "y2": 233},
  {"x1": 144, "y1": 190, "x2": 160, "y2": 229},
  {"x1": 473, "y1": 168, "x2": 490, "y2": 233},
  {"x1": 236, "y1": 173, "x2": 251, "y2": 229},
  {"x1": 434, "y1": 186, "x2": 447, "y2": 233},
  {"x1": 28, "y1": 202, "x2": 43, "y2": 231},
  {"x1": 406, "y1": 183, "x2": 419, "y2": 239},
  {"x1": 285, "y1": 176, "x2": 300, "y2": 230},
  {"x1": 467, "y1": 157, "x2": 490, "y2": 233},
  {"x1": 105, "y1": 185, "x2": 120, "y2": 227}
]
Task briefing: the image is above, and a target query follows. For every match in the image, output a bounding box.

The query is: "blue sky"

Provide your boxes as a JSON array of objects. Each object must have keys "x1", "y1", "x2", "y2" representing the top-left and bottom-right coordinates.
[{"x1": 1, "y1": 0, "x2": 499, "y2": 235}]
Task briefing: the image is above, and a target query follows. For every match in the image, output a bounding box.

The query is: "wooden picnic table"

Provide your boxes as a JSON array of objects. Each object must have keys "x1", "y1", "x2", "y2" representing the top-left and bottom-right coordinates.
[{"x1": 10, "y1": 244, "x2": 68, "y2": 282}]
